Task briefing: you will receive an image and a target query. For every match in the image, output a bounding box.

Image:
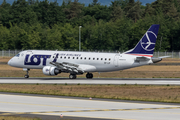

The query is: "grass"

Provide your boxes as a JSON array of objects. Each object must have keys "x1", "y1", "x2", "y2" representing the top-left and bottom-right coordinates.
[{"x1": 0, "y1": 84, "x2": 180, "y2": 103}]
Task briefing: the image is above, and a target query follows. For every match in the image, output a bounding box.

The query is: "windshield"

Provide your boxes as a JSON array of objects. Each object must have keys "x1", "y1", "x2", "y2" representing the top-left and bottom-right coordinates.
[{"x1": 15, "y1": 53, "x2": 20, "y2": 57}]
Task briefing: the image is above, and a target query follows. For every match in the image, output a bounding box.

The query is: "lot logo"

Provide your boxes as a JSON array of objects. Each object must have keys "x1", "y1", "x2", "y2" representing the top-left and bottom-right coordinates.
[
  {"x1": 140, "y1": 31, "x2": 157, "y2": 51},
  {"x1": 24, "y1": 54, "x2": 52, "y2": 66}
]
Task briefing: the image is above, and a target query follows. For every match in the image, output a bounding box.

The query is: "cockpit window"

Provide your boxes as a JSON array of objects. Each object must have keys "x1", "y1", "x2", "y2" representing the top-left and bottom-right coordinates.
[{"x1": 15, "y1": 54, "x2": 20, "y2": 57}]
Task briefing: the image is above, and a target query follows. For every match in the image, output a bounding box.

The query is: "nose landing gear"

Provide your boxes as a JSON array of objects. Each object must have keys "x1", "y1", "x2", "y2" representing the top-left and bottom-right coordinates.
[
  {"x1": 24, "y1": 74, "x2": 29, "y2": 78},
  {"x1": 23, "y1": 68, "x2": 30, "y2": 78}
]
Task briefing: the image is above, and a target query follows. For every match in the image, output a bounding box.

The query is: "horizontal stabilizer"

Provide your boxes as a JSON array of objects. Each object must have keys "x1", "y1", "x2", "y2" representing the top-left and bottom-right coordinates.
[
  {"x1": 152, "y1": 56, "x2": 171, "y2": 63},
  {"x1": 158, "y1": 56, "x2": 171, "y2": 58}
]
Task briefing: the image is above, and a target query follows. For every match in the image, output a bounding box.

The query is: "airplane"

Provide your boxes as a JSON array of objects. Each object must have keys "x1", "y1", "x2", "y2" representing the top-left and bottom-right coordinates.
[{"x1": 8, "y1": 24, "x2": 165, "y2": 79}]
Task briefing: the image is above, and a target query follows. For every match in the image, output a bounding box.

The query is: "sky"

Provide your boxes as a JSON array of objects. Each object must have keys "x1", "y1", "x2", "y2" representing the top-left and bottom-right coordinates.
[{"x1": 0, "y1": 0, "x2": 156, "y2": 6}]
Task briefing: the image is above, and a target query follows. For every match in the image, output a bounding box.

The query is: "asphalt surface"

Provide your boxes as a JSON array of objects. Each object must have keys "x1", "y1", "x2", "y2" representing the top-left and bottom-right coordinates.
[
  {"x1": 0, "y1": 77, "x2": 180, "y2": 85},
  {"x1": 0, "y1": 92, "x2": 180, "y2": 120}
]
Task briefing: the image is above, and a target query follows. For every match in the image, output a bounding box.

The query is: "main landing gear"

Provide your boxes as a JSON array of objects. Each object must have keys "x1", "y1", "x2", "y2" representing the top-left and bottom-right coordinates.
[
  {"x1": 69, "y1": 74, "x2": 77, "y2": 79},
  {"x1": 23, "y1": 68, "x2": 30, "y2": 78},
  {"x1": 86, "y1": 73, "x2": 93, "y2": 79},
  {"x1": 69, "y1": 73, "x2": 93, "y2": 79}
]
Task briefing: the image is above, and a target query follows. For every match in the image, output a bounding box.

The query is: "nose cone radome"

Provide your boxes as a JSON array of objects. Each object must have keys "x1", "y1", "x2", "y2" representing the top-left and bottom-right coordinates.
[{"x1": 8, "y1": 59, "x2": 12, "y2": 66}]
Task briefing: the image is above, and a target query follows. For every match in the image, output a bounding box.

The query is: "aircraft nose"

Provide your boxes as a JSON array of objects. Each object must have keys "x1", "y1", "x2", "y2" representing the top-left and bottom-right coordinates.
[{"x1": 8, "y1": 59, "x2": 12, "y2": 66}]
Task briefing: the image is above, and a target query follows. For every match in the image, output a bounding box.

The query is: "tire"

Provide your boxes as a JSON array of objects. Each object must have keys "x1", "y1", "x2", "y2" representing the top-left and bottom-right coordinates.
[
  {"x1": 86, "y1": 73, "x2": 93, "y2": 79},
  {"x1": 86, "y1": 73, "x2": 89, "y2": 79},
  {"x1": 69, "y1": 74, "x2": 74, "y2": 79},
  {"x1": 73, "y1": 75, "x2": 77, "y2": 79},
  {"x1": 24, "y1": 75, "x2": 29, "y2": 78},
  {"x1": 90, "y1": 73, "x2": 93, "y2": 79},
  {"x1": 69, "y1": 74, "x2": 76, "y2": 79}
]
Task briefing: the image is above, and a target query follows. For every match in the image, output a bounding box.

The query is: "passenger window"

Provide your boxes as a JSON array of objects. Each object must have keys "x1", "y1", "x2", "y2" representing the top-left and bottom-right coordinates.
[
  {"x1": 97, "y1": 58, "x2": 99, "y2": 60},
  {"x1": 68, "y1": 57, "x2": 70, "y2": 59},
  {"x1": 84, "y1": 57, "x2": 86, "y2": 60},
  {"x1": 89, "y1": 58, "x2": 91, "y2": 60},
  {"x1": 73, "y1": 57, "x2": 74, "y2": 59},
  {"x1": 109, "y1": 58, "x2": 111, "y2": 61},
  {"x1": 101, "y1": 58, "x2": 103, "y2": 60},
  {"x1": 64, "y1": 57, "x2": 66, "y2": 59},
  {"x1": 105, "y1": 58, "x2": 107, "y2": 61},
  {"x1": 60, "y1": 56, "x2": 62, "y2": 59},
  {"x1": 93, "y1": 58, "x2": 95, "y2": 60},
  {"x1": 77, "y1": 57, "x2": 78, "y2": 59},
  {"x1": 81, "y1": 57, "x2": 82, "y2": 59}
]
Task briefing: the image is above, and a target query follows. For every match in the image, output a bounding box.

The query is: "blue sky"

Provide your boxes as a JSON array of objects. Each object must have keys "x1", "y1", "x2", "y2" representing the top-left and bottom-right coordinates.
[{"x1": 0, "y1": 0, "x2": 156, "y2": 6}]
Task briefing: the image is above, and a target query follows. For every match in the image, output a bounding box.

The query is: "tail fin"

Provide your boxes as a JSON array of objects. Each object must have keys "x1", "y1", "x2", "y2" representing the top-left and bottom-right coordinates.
[{"x1": 124, "y1": 24, "x2": 160, "y2": 57}]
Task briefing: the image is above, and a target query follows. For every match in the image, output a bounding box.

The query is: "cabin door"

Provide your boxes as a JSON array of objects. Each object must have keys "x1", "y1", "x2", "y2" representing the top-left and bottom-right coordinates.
[{"x1": 114, "y1": 54, "x2": 120, "y2": 67}]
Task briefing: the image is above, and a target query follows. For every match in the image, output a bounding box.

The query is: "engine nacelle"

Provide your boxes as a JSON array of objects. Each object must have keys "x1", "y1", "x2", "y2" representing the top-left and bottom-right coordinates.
[{"x1": 42, "y1": 66, "x2": 61, "y2": 76}]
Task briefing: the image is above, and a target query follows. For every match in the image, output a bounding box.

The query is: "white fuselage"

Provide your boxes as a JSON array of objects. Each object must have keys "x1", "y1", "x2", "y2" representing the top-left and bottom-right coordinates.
[{"x1": 8, "y1": 50, "x2": 153, "y2": 72}]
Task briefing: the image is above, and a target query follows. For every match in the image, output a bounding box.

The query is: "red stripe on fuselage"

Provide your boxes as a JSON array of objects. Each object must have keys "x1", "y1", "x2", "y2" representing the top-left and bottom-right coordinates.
[{"x1": 127, "y1": 54, "x2": 153, "y2": 57}]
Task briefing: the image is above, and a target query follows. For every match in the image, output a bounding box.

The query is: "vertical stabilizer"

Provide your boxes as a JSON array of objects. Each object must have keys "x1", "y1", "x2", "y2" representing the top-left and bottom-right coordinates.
[{"x1": 124, "y1": 25, "x2": 160, "y2": 57}]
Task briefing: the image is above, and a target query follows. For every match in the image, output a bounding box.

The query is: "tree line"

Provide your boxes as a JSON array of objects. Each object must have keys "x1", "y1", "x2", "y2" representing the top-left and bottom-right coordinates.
[{"x1": 0, "y1": 0, "x2": 180, "y2": 51}]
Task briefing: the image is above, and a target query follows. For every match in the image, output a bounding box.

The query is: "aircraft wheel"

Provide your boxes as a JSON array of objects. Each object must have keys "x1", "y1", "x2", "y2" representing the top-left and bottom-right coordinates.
[
  {"x1": 24, "y1": 75, "x2": 29, "y2": 78},
  {"x1": 86, "y1": 73, "x2": 89, "y2": 78},
  {"x1": 86, "y1": 73, "x2": 93, "y2": 79},
  {"x1": 69, "y1": 74, "x2": 76, "y2": 79},
  {"x1": 24, "y1": 68, "x2": 30, "y2": 78},
  {"x1": 73, "y1": 74, "x2": 77, "y2": 79},
  {"x1": 90, "y1": 73, "x2": 93, "y2": 79}
]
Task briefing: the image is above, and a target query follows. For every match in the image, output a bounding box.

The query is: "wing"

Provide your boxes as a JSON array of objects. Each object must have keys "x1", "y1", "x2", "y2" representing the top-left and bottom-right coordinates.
[
  {"x1": 158, "y1": 56, "x2": 171, "y2": 58},
  {"x1": 50, "y1": 62, "x2": 84, "y2": 74},
  {"x1": 151, "y1": 56, "x2": 170, "y2": 63}
]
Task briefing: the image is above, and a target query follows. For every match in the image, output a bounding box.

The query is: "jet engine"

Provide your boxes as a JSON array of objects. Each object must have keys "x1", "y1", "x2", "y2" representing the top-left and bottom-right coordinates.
[{"x1": 42, "y1": 66, "x2": 61, "y2": 76}]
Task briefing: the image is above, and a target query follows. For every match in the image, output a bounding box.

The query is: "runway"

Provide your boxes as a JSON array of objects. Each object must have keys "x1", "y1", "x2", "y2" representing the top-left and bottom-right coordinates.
[
  {"x1": 0, "y1": 78, "x2": 180, "y2": 85},
  {"x1": 0, "y1": 92, "x2": 180, "y2": 120}
]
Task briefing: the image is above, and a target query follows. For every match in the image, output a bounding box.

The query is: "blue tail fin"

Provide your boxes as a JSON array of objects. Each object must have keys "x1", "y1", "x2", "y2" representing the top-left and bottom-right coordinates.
[{"x1": 124, "y1": 24, "x2": 160, "y2": 57}]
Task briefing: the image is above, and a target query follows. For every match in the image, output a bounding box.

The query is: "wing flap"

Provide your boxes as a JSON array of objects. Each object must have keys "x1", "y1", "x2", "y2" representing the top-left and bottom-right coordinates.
[
  {"x1": 50, "y1": 62, "x2": 84, "y2": 74},
  {"x1": 50, "y1": 61, "x2": 96, "y2": 74}
]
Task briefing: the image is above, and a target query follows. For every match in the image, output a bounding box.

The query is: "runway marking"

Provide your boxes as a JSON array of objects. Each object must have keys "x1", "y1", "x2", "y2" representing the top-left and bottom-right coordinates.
[
  {"x1": 1, "y1": 107, "x2": 180, "y2": 116},
  {"x1": 1, "y1": 94, "x2": 179, "y2": 107},
  {"x1": 138, "y1": 110, "x2": 180, "y2": 115},
  {"x1": 0, "y1": 101, "x2": 99, "y2": 109}
]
